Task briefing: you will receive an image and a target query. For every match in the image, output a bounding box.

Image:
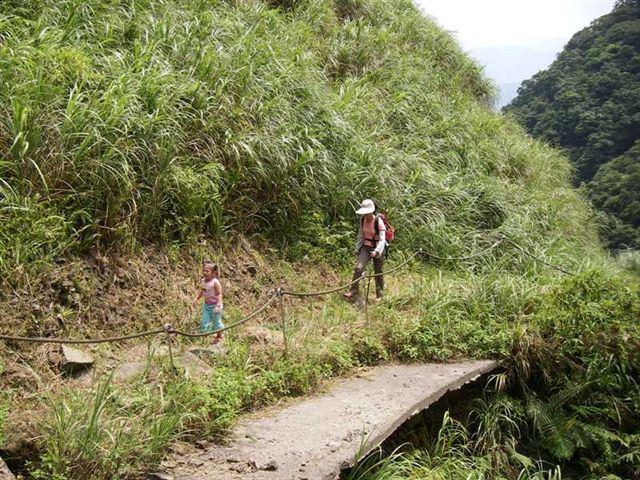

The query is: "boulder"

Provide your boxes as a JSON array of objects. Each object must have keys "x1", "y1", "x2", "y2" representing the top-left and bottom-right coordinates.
[
  {"x1": 0, "y1": 457, "x2": 15, "y2": 480},
  {"x1": 60, "y1": 345, "x2": 94, "y2": 374},
  {"x1": 243, "y1": 325, "x2": 283, "y2": 346},
  {"x1": 114, "y1": 360, "x2": 148, "y2": 382},
  {"x1": 175, "y1": 352, "x2": 210, "y2": 379}
]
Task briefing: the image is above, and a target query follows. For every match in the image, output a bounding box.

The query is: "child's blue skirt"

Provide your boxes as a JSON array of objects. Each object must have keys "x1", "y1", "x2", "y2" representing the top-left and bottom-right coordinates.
[{"x1": 200, "y1": 303, "x2": 224, "y2": 333}]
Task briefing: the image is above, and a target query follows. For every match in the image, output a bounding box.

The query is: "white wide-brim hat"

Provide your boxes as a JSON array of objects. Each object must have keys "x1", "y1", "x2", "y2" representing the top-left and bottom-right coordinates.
[{"x1": 355, "y1": 198, "x2": 375, "y2": 215}]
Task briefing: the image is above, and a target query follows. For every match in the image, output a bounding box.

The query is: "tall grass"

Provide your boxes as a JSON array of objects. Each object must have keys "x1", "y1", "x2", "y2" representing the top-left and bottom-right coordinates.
[
  {"x1": 0, "y1": 0, "x2": 597, "y2": 279},
  {"x1": 347, "y1": 413, "x2": 565, "y2": 480}
]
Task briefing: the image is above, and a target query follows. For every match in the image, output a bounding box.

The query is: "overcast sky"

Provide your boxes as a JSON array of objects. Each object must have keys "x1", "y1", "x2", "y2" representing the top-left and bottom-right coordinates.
[{"x1": 414, "y1": 0, "x2": 616, "y2": 106}]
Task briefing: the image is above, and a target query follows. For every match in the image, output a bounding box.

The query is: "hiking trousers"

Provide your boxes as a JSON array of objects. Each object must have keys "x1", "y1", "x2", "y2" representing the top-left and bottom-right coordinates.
[{"x1": 349, "y1": 246, "x2": 384, "y2": 298}]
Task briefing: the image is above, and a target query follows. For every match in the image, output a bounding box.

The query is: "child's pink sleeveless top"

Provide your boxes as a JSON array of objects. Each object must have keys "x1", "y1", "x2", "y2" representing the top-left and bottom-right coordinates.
[{"x1": 201, "y1": 277, "x2": 221, "y2": 305}]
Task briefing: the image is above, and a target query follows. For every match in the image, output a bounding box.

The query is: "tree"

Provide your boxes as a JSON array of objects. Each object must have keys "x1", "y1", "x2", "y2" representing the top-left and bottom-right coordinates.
[{"x1": 505, "y1": 1, "x2": 640, "y2": 249}]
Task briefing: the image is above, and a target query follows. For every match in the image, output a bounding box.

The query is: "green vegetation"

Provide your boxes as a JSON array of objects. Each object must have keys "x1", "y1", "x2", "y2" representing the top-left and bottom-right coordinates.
[
  {"x1": 0, "y1": 1, "x2": 638, "y2": 479},
  {"x1": 349, "y1": 270, "x2": 640, "y2": 480},
  {"x1": 22, "y1": 267, "x2": 640, "y2": 479},
  {"x1": 347, "y1": 415, "x2": 564, "y2": 480},
  {"x1": 589, "y1": 142, "x2": 640, "y2": 248},
  {"x1": 505, "y1": 0, "x2": 640, "y2": 249},
  {"x1": 1, "y1": 0, "x2": 594, "y2": 278}
]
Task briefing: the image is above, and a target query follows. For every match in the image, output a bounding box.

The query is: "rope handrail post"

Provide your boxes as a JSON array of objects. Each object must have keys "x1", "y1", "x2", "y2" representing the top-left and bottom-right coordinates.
[
  {"x1": 277, "y1": 288, "x2": 288, "y2": 359},
  {"x1": 163, "y1": 323, "x2": 177, "y2": 373}
]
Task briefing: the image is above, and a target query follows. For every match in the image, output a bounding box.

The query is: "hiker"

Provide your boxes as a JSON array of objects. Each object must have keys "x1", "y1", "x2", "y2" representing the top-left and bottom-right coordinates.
[
  {"x1": 343, "y1": 199, "x2": 387, "y2": 302},
  {"x1": 193, "y1": 262, "x2": 224, "y2": 343}
]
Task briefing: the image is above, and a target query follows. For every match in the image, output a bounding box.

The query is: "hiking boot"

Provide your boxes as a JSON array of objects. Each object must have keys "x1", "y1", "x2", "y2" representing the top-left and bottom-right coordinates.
[{"x1": 342, "y1": 292, "x2": 358, "y2": 302}]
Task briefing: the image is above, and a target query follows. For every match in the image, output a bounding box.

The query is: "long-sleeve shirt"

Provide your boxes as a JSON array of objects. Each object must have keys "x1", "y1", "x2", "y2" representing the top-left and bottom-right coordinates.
[{"x1": 355, "y1": 215, "x2": 386, "y2": 256}]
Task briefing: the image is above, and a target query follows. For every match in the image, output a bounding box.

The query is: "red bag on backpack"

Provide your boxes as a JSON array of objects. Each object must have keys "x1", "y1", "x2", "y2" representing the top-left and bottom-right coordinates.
[{"x1": 376, "y1": 213, "x2": 395, "y2": 242}]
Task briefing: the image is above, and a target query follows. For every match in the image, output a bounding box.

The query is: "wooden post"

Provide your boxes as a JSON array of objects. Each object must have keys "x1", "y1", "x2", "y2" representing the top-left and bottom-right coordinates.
[
  {"x1": 164, "y1": 323, "x2": 177, "y2": 373},
  {"x1": 278, "y1": 289, "x2": 288, "y2": 359}
]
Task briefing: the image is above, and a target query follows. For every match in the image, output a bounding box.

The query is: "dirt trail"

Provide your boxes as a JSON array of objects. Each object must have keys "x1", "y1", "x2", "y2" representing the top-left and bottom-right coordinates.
[{"x1": 161, "y1": 360, "x2": 497, "y2": 480}]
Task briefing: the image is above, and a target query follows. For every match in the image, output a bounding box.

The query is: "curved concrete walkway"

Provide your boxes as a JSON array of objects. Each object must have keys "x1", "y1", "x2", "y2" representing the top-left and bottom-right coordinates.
[{"x1": 160, "y1": 360, "x2": 497, "y2": 480}]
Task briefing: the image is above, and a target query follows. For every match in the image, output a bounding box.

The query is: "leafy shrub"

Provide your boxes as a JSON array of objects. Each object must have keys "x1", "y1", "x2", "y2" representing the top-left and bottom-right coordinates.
[{"x1": 351, "y1": 334, "x2": 388, "y2": 365}]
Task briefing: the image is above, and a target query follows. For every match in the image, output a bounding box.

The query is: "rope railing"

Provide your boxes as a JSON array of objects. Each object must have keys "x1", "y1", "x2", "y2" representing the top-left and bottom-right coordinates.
[
  {"x1": 421, "y1": 237, "x2": 504, "y2": 261},
  {"x1": 0, "y1": 295, "x2": 281, "y2": 345},
  {"x1": 281, "y1": 250, "x2": 422, "y2": 297},
  {"x1": 0, "y1": 328, "x2": 167, "y2": 345},
  {"x1": 0, "y1": 237, "x2": 576, "y2": 348}
]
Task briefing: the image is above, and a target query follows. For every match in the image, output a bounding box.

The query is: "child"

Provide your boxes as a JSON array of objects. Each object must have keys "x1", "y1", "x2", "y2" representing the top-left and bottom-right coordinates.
[{"x1": 193, "y1": 262, "x2": 224, "y2": 343}]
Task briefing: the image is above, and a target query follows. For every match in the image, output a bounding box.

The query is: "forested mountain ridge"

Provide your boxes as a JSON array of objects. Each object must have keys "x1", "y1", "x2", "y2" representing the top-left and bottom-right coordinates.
[{"x1": 504, "y1": 0, "x2": 640, "y2": 249}]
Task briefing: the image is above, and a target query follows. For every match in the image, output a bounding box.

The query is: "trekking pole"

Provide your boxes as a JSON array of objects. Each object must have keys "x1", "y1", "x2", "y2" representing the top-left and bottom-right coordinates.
[
  {"x1": 364, "y1": 275, "x2": 372, "y2": 324},
  {"x1": 277, "y1": 288, "x2": 288, "y2": 359}
]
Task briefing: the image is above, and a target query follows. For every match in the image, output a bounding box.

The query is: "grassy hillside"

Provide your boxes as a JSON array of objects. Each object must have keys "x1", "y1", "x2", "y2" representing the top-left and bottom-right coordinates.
[
  {"x1": 0, "y1": 1, "x2": 638, "y2": 479},
  {"x1": 1, "y1": 0, "x2": 598, "y2": 277}
]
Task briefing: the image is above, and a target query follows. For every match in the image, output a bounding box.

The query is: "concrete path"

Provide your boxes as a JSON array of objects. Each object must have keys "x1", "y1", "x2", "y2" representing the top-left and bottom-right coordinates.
[{"x1": 161, "y1": 360, "x2": 497, "y2": 480}]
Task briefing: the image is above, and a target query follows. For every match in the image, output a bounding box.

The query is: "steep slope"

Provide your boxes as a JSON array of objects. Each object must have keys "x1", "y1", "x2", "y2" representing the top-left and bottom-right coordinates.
[
  {"x1": 1, "y1": 0, "x2": 597, "y2": 279},
  {"x1": 505, "y1": 0, "x2": 640, "y2": 248}
]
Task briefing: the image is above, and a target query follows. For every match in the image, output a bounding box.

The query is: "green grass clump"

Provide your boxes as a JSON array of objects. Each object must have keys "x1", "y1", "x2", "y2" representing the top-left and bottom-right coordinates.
[{"x1": 347, "y1": 414, "x2": 565, "y2": 480}]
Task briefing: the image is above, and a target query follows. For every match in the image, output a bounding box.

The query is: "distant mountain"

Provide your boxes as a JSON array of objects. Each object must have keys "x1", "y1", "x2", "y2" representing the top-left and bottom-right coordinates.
[
  {"x1": 469, "y1": 42, "x2": 564, "y2": 108},
  {"x1": 497, "y1": 82, "x2": 521, "y2": 109},
  {"x1": 505, "y1": 0, "x2": 640, "y2": 249}
]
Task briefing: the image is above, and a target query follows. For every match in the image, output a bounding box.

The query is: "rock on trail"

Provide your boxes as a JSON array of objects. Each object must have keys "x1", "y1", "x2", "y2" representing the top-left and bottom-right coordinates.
[
  {"x1": 160, "y1": 360, "x2": 497, "y2": 480},
  {"x1": 60, "y1": 344, "x2": 94, "y2": 375},
  {"x1": 0, "y1": 457, "x2": 15, "y2": 480}
]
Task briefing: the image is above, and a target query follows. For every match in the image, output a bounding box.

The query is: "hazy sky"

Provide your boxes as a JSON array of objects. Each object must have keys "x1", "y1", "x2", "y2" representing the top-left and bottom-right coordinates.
[
  {"x1": 415, "y1": 0, "x2": 616, "y2": 49},
  {"x1": 414, "y1": 0, "x2": 616, "y2": 106}
]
